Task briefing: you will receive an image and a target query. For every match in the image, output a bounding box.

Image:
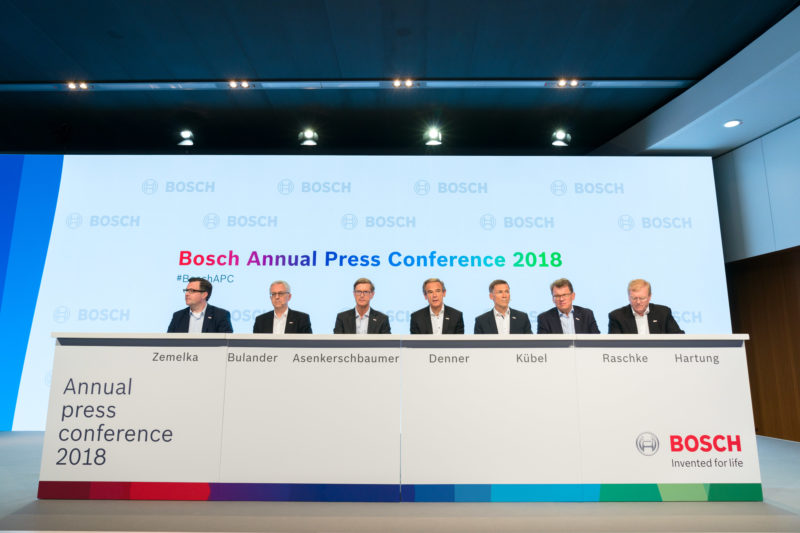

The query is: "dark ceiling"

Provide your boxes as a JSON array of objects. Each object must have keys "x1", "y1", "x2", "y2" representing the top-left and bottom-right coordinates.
[{"x1": 1, "y1": 0, "x2": 798, "y2": 155}]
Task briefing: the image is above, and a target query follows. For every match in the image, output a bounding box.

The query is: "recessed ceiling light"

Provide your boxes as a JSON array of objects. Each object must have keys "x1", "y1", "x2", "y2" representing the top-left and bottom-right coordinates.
[
  {"x1": 299, "y1": 129, "x2": 318, "y2": 146},
  {"x1": 724, "y1": 120, "x2": 742, "y2": 128},
  {"x1": 229, "y1": 80, "x2": 238, "y2": 88},
  {"x1": 78, "y1": 82, "x2": 89, "y2": 90},
  {"x1": 425, "y1": 127, "x2": 442, "y2": 146},
  {"x1": 557, "y1": 79, "x2": 567, "y2": 87},
  {"x1": 240, "y1": 81, "x2": 250, "y2": 88},
  {"x1": 67, "y1": 82, "x2": 77, "y2": 90},
  {"x1": 569, "y1": 79, "x2": 579, "y2": 87},
  {"x1": 393, "y1": 79, "x2": 402, "y2": 88},
  {"x1": 404, "y1": 79, "x2": 413, "y2": 88},
  {"x1": 551, "y1": 130, "x2": 571, "y2": 147}
]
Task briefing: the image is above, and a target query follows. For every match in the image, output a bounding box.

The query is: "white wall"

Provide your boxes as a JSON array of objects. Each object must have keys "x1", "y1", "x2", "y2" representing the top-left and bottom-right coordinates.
[{"x1": 714, "y1": 117, "x2": 800, "y2": 262}]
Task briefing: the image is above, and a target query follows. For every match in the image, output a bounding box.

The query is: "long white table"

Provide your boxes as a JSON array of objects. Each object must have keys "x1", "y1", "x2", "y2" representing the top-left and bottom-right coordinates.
[{"x1": 38, "y1": 333, "x2": 760, "y2": 502}]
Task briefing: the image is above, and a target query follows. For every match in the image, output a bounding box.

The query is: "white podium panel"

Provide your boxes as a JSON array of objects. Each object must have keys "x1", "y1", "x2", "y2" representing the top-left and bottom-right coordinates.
[
  {"x1": 38, "y1": 334, "x2": 760, "y2": 502},
  {"x1": 401, "y1": 338, "x2": 581, "y2": 484},
  {"x1": 40, "y1": 336, "x2": 227, "y2": 483},
  {"x1": 219, "y1": 336, "x2": 402, "y2": 484},
  {"x1": 574, "y1": 337, "x2": 761, "y2": 485}
]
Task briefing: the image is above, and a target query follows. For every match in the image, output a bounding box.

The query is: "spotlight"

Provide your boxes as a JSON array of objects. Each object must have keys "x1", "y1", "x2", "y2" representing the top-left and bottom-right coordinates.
[
  {"x1": 78, "y1": 82, "x2": 89, "y2": 90},
  {"x1": 240, "y1": 81, "x2": 250, "y2": 88},
  {"x1": 178, "y1": 129, "x2": 194, "y2": 146},
  {"x1": 569, "y1": 79, "x2": 579, "y2": 87},
  {"x1": 557, "y1": 79, "x2": 567, "y2": 87},
  {"x1": 405, "y1": 79, "x2": 413, "y2": 88},
  {"x1": 551, "y1": 130, "x2": 571, "y2": 147},
  {"x1": 393, "y1": 79, "x2": 402, "y2": 88},
  {"x1": 724, "y1": 120, "x2": 742, "y2": 128},
  {"x1": 299, "y1": 129, "x2": 318, "y2": 146},
  {"x1": 67, "y1": 82, "x2": 77, "y2": 90},
  {"x1": 425, "y1": 127, "x2": 442, "y2": 146}
]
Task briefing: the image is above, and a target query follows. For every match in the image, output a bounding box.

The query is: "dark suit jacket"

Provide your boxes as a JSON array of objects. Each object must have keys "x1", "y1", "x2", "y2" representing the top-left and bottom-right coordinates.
[
  {"x1": 333, "y1": 308, "x2": 391, "y2": 334},
  {"x1": 537, "y1": 305, "x2": 600, "y2": 334},
  {"x1": 167, "y1": 304, "x2": 233, "y2": 333},
  {"x1": 607, "y1": 303, "x2": 684, "y2": 334},
  {"x1": 409, "y1": 306, "x2": 465, "y2": 334},
  {"x1": 474, "y1": 308, "x2": 532, "y2": 334},
  {"x1": 253, "y1": 309, "x2": 312, "y2": 334}
]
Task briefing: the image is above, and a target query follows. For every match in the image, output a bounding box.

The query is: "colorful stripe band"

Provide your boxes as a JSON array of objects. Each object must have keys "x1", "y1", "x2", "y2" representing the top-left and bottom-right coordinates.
[{"x1": 38, "y1": 482, "x2": 762, "y2": 502}]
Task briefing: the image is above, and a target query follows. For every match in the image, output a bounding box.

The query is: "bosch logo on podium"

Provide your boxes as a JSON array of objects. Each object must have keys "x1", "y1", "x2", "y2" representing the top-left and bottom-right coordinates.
[{"x1": 635, "y1": 432, "x2": 660, "y2": 456}]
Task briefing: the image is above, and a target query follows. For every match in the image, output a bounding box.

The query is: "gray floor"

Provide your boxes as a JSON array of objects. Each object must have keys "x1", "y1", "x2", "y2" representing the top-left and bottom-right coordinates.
[{"x1": 1, "y1": 432, "x2": 799, "y2": 532}]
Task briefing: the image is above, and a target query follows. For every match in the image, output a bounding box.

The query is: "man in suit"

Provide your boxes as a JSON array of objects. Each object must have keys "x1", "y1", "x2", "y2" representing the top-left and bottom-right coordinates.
[
  {"x1": 537, "y1": 278, "x2": 600, "y2": 334},
  {"x1": 474, "y1": 279, "x2": 532, "y2": 334},
  {"x1": 333, "y1": 277, "x2": 391, "y2": 334},
  {"x1": 168, "y1": 277, "x2": 233, "y2": 333},
  {"x1": 409, "y1": 278, "x2": 465, "y2": 334},
  {"x1": 252, "y1": 280, "x2": 312, "y2": 334},
  {"x1": 608, "y1": 278, "x2": 684, "y2": 334}
]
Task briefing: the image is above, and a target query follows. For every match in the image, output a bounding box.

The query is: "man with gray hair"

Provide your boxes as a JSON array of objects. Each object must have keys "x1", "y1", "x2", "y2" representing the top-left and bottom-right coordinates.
[
  {"x1": 253, "y1": 280, "x2": 312, "y2": 334},
  {"x1": 410, "y1": 278, "x2": 464, "y2": 334}
]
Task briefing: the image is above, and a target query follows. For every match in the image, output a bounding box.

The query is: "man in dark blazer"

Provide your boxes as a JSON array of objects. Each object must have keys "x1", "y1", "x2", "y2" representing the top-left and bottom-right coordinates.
[
  {"x1": 334, "y1": 277, "x2": 391, "y2": 334},
  {"x1": 474, "y1": 279, "x2": 532, "y2": 334},
  {"x1": 168, "y1": 277, "x2": 233, "y2": 333},
  {"x1": 537, "y1": 278, "x2": 600, "y2": 334},
  {"x1": 608, "y1": 278, "x2": 684, "y2": 334},
  {"x1": 253, "y1": 280, "x2": 312, "y2": 334},
  {"x1": 409, "y1": 278, "x2": 465, "y2": 334}
]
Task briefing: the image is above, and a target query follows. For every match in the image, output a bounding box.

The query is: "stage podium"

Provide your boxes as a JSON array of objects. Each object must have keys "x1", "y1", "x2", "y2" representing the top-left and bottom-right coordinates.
[{"x1": 39, "y1": 333, "x2": 760, "y2": 502}]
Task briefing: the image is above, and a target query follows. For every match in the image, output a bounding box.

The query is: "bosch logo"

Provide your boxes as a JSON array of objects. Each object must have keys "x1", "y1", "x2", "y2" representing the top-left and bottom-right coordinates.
[
  {"x1": 78, "y1": 308, "x2": 130, "y2": 321},
  {"x1": 301, "y1": 181, "x2": 351, "y2": 193},
  {"x1": 66, "y1": 213, "x2": 83, "y2": 229},
  {"x1": 550, "y1": 180, "x2": 567, "y2": 196},
  {"x1": 165, "y1": 181, "x2": 215, "y2": 193},
  {"x1": 642, "y1": 217, "x2": 692, "y2": 229},
  {"x1": 480, "y1": 214, "x2": 496, "y2": 230},
  {"x1": 674, "y1": 311, "x2": 702, "y2": 324},
  {"x1": 227, "y1": 215, "x2": 278, "y2": 227},
  {"x1": 53, "y1": 306, "x2": 71, "y2": 323},
  {"x1": 575, "y1": 182, "x2": 624, "y2": 194},
  {"x1": 203, "y1": 213, "x2": 220, "y2": 229},
  {"x1": 670, "y1": 434, "x2": 742, "y2": 453},
  {"x1": 438, "y1": 182, "x2": 488, "y2": 194},
  {"x1": 503, "y1": 216, "x2": 555, "y2": 229},
  {"x1": 277, "y1": 179, "x2": 294, "y2": 195},
  {"x1": 618, "y1": 215, "x2": 635, "y2": 231},
  {"x1": 365, "y1": 216, "x2": 415, "y2": 228},
  {"x1": 341, "y1": 214, "x2": 358, "y2": 230},
  {"x1": 89, "y1": 215, "x2": 140, "y2": 227},
  {"x1": 636, "y1": 432, "x2": 660, "y2": 456},
  {"x1": 230, "y1": 309, "x2": 269, "y2": 322},
  {"x1": 141, "y1": 179, "x2": 158, "y2": 195},
  {"x1": 414, "y1": 180, "x2": 430, "y2": 195}
]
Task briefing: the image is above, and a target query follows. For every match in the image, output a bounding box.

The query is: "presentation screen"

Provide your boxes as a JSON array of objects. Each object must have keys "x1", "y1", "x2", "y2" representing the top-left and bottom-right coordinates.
[{"x1": 10, "y1": 155, "x2": 729, "y2": 429}]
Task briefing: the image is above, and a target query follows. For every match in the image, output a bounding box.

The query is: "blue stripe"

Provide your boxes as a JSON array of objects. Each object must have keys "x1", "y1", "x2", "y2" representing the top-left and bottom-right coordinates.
[
  {"x1": 0, "y1": 155, "x2": 24, "y2": 315},
  {"x1": 402, "y1": 484, "x2": 598, "y2": 502},
  {"x1": 0, "y1": 155, "x2": 63, "y2": 430}
]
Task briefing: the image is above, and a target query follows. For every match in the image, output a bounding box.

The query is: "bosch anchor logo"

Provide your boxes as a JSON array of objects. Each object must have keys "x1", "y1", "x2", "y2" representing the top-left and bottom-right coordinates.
[{"x1": 635, "y1": 432, "x2": 660, "y2": 456}]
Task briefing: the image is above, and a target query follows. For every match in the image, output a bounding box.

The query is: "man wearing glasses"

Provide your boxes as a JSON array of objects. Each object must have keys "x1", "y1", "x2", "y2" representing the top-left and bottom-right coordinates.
[
  {"x1": 168, "y1": 277, "x2": 233, "y2": 333},
  {"x1": 537, "y1": 278, "x2": 600, "y2": 334},
  {"x1": 608, "y1": 278, "x2": 684, "y2": 334},
  {"x1": 253, "y1": 280, "x2": 312, "y2": 334},
  {"x1": 474, "y1": 279, "x2": 532, "y2": 334},
  {"x1": 409, "y1": 278, "x2": 464, "y2": 334},
  {"x1": 333, "y1": 277, "x2": 391, "y2": 334}
]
